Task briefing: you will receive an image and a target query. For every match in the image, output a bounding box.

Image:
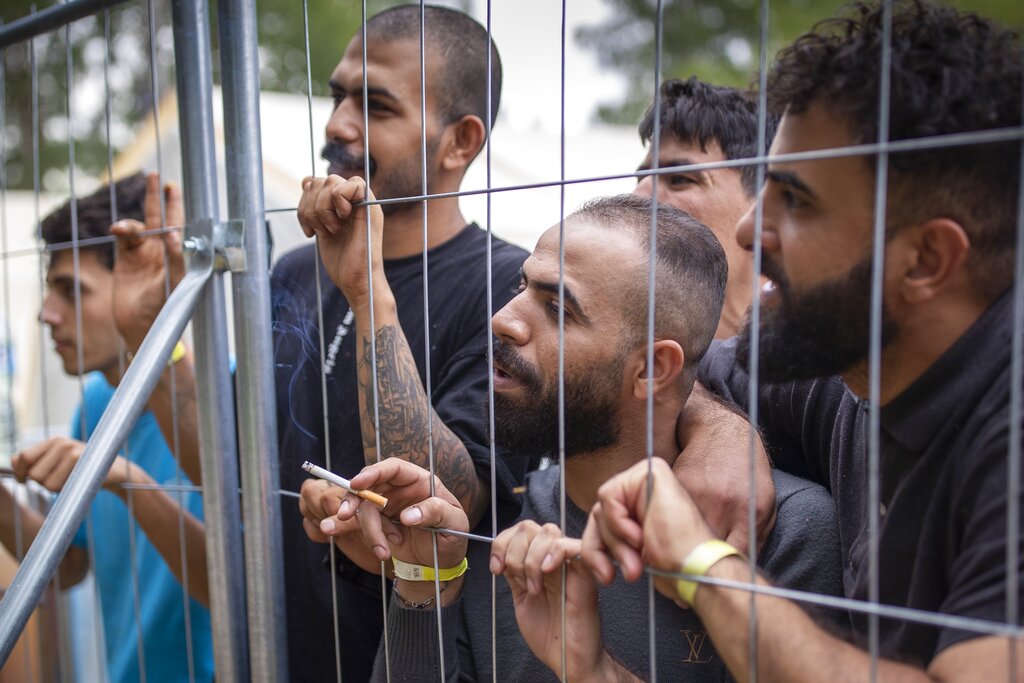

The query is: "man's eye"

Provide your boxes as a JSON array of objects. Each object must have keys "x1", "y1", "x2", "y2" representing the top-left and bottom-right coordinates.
[
  {"x1": 779, "y1": 188, "x2": 806, "y2": 210},
  {"x1": 668, "y1": 174, "x2": 696, "y2": 187},
  {"x1": 331, "y1": 94, "x2": 344, "y2": 108}
]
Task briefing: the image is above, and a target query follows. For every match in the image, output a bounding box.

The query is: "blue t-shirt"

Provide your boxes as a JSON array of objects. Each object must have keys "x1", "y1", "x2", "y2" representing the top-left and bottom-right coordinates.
[{"x1": 70, "y1": 372, "x2": 214, "y2": 683}]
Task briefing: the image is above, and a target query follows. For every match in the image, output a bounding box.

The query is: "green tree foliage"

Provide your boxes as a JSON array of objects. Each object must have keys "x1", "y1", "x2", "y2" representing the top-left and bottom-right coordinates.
[
  {"x1": 0, "y1": 0, "x2": 395, "y2": 192},
  {"x1": 1, "y1": 1, "x2": 174, "y2": 193},
  {"x1": 578, "y1": 0, "x2": 1024, "y2": 125}
]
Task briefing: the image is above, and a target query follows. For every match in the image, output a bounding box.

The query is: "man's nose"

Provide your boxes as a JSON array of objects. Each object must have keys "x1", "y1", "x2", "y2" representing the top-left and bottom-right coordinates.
[
  {"x1": 325, "y1": 99, "x2": 362, "y2": 146},
  {"x1": 634, "y1": 175, "x2": 653, "y2": 199},
  {"x1": 39, "y1": 295, "x2": 61, "y2": 327},
  {"x1": 491, "y1": 301, "x2": 529, "y2": 347},
  {"x1": 735, "y1": 196, "x2": 778, "y2": 254}
]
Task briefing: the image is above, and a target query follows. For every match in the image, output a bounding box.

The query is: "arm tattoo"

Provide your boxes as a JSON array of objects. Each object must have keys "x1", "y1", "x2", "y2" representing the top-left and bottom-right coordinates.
[{"x1": 358, "y1": 324, "x2": 481, "y2": 515}]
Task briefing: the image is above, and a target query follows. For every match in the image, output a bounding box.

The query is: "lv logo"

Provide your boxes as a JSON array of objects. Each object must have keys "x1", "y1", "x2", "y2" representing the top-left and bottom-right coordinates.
[{"x1": 681, "y1": 630, "x2": 713, "y2": 664}]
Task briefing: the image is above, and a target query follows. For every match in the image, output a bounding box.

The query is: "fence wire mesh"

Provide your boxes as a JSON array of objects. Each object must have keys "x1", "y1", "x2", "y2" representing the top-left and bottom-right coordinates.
[{"x1": 0, "y1": 0, "x2": 1022, "y2": 682}]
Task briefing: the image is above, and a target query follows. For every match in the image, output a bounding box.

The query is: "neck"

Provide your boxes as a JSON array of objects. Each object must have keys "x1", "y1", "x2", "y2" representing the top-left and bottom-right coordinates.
[
  {"x1": 564, "y1": 408, "x2": 680, "y2": 512},
  {"x1": 380, "y1": 195, "x2": 467, "y2": 259},
  {"x1": 842, "y1": 294, "x2": 986, "y2": 405},
  {"x1": 100, "y1": 359, "x2": 123, "y2": 387}
]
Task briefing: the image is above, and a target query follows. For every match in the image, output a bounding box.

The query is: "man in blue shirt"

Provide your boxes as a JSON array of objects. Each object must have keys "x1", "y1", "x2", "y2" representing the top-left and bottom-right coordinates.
[{"x1": 0, "y1": 173, "x2": 214, "y2": 683}]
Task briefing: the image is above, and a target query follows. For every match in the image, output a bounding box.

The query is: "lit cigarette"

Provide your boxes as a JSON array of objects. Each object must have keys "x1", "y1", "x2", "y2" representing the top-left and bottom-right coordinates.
[{"x1": 301, "y1": 461, "x2": 388, "y2": 508}]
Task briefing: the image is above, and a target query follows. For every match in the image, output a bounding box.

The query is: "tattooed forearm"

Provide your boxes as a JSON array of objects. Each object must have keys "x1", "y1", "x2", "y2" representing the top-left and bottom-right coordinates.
[{"x1": 357, "y1": 324, "x2": 483, "y2": 520}]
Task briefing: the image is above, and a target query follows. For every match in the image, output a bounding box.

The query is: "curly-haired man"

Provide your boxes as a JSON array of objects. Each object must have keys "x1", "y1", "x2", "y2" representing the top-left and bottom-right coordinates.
[{"x1": 583, "y1": 1, "x2": 1024, "y2": 680}]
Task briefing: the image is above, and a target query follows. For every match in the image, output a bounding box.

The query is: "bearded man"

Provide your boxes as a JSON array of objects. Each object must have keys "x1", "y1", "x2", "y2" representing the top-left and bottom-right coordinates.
[
  {"x1": 322, "y1": 194, "x2": 843, "y2": 681},
  {"x1": 583, "y1": 2, "x2": 1024, "y2": 680}
]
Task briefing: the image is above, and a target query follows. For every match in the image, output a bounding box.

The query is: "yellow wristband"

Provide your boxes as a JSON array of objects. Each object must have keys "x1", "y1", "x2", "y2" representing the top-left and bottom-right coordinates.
[
  {"x1": 170, "y1": 340, "x2": 187, "y2": 366},
  {"x1": 676, "y1": 540, "x2": 742, "y2": 606},
  {"x1": 392, "y1": 556, "x2": 468, "y2": 582}
]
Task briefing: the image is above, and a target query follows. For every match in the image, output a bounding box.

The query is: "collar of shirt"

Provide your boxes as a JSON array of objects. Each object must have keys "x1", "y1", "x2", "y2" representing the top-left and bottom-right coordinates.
[{"x1": 880, "y1": 287, "x2": 1013, "y2": 453}]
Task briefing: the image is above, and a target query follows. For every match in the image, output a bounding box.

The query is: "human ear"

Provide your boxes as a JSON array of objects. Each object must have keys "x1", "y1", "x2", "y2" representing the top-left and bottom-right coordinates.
[
  {"x1": 897, "y1": 218, "x2": 970, "y2": 305},
  {"x1": 632, "y1": 340, "x2": 685, "y2": 401},
  {"x1": 439, "y1": 115, "x2": 486, "y2": 172}
]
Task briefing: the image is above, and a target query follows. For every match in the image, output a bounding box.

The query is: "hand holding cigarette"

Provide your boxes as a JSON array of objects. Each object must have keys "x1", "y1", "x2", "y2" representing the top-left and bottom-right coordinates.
[
  {"x1": 334, "y1": 459, "x2": 470, "y2": 570},
  {"x1": 301, "y1": 461, "x2": 388, "y2": 508}
]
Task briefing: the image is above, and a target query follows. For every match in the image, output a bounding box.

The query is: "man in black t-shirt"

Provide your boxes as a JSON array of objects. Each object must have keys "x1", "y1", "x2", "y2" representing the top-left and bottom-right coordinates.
[
  {"x1": 274, "y1": 6, "x2": 528, "y2": 681},
  {"x1": 582, "y1": 1, "x2": 1024, "y2": 680}
]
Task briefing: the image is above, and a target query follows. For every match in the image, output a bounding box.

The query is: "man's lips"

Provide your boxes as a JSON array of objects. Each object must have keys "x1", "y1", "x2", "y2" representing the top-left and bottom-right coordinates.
[
  {"x1": 492, "y1": 363, "x2": 519, "y2": 391},
  {"x1": 760, "y1": 279, "x2": 781, "y2": 308},
  {"x1": 327, "y1": 164, "x2": 366, "y2": 179}
]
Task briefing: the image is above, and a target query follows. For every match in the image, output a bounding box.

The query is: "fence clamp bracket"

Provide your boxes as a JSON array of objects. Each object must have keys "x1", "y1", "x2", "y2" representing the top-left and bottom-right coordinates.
[{"x1": 182, "y1": 218, "x2": 247, "y2": 273}]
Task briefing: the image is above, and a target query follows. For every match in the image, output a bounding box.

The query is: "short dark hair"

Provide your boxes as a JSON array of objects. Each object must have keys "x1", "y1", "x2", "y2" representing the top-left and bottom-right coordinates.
[
  {"x1": 571, "y1": 194, "x2": 727, "y2": 392},
  {"x1": 39, "y1": 173, "x2": 147, "y2": 270},
  {"x1": 767, "y1": 0, "x2": 1023, "y2": 301},
  {"x1": 366, "y1": 4, "x2": 502, "y2": 130},
  {"x1": 638, "y1": 77, "x2": 779, "y2": 197}
]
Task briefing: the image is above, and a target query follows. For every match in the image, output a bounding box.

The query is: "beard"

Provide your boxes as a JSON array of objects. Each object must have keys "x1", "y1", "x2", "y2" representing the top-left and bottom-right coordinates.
[
  {"x1": 737, "y1": 252, "x2": 899, "y2": 383},
  {"x1": 320, "y1": 137, "x2": 439, "y2": 217},
  {"x1": 487, "y1": 339, "x2": 624, "y2": 459}
]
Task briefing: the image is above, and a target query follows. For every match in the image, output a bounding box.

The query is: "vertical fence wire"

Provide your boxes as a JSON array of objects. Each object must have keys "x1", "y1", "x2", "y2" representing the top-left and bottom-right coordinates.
[
  {"x1": 645, "y1": 1, "x2": 665, "y2": 679},
  {"x1": 866, "y1": 3, "x2": 895, "y2": 681},
  {"x1": 101, "y1": 10, "x2": 150, "y2": 683},
  {"x1": 149, "y1": 0, "x2": 195, "y2": 675},
  {"x1": 1007, "y1": 45, "x2": 1024, "y2": 682},
  {"x1": 483, "y1": 1, "x2": 498, "y2": 680},
  {"x1": 556, "y1": 2, "x2": 569, "y2": 680},
  {"x1": 30, "y1": 5, "x2": 51, "y2": 453},
  {"x1": 0, "y1": 21, "x2": 32, "y2": 683},
  {"x1": 0, "y1": 23, "x2": 11, "y2": 472},
  {"x1": 747, "y1": 0, "x2": 772, "y2": 679},
  {"x1": 63, "y1": 20, "x2": 111, "y2": 678},
  {"x1": 26, "y1": 13, "x2": 55, "y2": 680},
  {"x1": 298, "y1": 0, "x2": 345, "y2": 678},
  {"x1": 414, "y1": 4, "x2": 449, "y2": 675},
  {"x1": 33, "y1": 15, "x2": 74, "y2": 681},
  {"x1": 359, "y1": 0, "x2": 390, "y2": 677},
  {"x1": 111, "y1": 6, "x2": 149, "y2": 680}
]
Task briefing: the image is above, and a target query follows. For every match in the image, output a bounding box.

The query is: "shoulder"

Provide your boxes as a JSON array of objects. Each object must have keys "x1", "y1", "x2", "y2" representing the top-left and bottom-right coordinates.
[
  {"x1": 760, "y1": 470, "x2": 843, "y2": 596},
  {"x1": 271, "y1": 244, "x2": 317, "y2": 284},
  {"x1": 82, "y1": 372, "x2": 114, "y2": 408},
  {"x1": 772, "y1": 468, "x2": 834, "y2": 510},
  {"x1": 447, "y1": 225, "x2": 527, "y2": 278}
]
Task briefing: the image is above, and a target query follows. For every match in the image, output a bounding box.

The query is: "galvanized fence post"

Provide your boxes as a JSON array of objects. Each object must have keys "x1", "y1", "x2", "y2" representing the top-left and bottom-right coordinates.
[
  {"x1": 216, "y1": 0, "x2": 289, "y2": 678},
  {"x1": 170, "y1": 0, "x2": 250, "y2": 680}
]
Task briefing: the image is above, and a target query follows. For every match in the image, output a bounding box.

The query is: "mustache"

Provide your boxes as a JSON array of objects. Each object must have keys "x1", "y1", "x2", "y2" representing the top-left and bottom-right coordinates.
[
  {"x1": 320, "y1": 142, "x2": 377, "y2": 178},
  {"x1": 492, "y1": 338, "x2": 542, "y2": 389},
  {"x1": 760, "y1": 254, "x2": 789, "y2": 290}
]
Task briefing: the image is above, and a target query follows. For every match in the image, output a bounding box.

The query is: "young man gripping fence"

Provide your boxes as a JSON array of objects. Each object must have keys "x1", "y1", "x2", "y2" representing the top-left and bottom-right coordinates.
[
  {"x1": 584, "y1": 1, "x2": 1024, "y2": 680},
  {"x1": 0, "y1": 174, "x2": 213, "y2": 683},
  {"x1": 322, "y1": 195, "x2": 843, "y2": 681}
]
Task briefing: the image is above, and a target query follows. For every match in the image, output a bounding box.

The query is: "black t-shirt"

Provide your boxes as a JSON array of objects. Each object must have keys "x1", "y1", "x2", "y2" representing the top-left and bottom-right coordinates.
[
  {"x1": 698, "y1": 289, "x2": 1024, "y2": 668},
  {"x1": 271, "y1": 224, "x2": 529, "y2": 682}
]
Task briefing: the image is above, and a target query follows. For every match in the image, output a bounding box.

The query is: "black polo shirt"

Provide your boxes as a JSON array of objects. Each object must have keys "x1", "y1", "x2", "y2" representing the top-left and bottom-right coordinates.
[{"x1": 699, "y1": 288, "x2": 1024, "y2": 667}]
